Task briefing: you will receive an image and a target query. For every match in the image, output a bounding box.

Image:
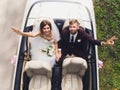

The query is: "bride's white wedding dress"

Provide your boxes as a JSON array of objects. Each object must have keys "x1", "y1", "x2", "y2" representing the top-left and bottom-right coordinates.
[
  {"x1": 24, "y1": 19, "x2": 60, "y2": 90},
  {"x1": 29, "y1": 20, "x2": 60, "y2": 67}
]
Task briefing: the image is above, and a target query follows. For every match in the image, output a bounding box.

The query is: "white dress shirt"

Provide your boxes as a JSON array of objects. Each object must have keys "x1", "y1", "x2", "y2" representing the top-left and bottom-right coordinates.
[{"x1": 70, "y1": 32, "x2": 78, "y2": 43}]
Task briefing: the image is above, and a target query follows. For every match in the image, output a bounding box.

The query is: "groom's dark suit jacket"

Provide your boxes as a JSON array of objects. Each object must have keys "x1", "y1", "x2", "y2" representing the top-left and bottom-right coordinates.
[{"x1": 59, "y1": 26, "x2": 102, "y2": 60}]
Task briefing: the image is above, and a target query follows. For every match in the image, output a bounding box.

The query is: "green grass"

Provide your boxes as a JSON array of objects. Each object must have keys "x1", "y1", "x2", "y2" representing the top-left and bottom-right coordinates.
[{"x1": 94, "y1": 0, "x2": 120, "y2": 90}]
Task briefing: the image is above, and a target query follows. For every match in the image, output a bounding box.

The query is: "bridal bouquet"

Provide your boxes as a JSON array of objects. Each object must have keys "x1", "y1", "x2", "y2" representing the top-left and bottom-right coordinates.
[{"x1": 42, "y1": 45, "x2": 54, "y2": 57}]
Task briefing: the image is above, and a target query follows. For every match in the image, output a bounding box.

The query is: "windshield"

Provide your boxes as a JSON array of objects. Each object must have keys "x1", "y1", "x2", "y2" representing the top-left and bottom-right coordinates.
[{"x1": 27, "y1": 2, "x2": 91, "y2": 29}]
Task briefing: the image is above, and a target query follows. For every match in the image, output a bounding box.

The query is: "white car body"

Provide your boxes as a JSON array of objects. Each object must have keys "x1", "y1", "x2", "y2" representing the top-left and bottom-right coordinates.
[{"x1": 12, "y1": 0, "x2": 100, "y2": 90}]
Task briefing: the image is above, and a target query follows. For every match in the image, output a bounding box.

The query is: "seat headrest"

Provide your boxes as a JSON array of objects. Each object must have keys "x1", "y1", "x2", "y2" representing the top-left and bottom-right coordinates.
[
  {"x1": 62, "y1": 57, "x2": 87, "y2": 77},
  {"x1": 62, "y1": 19, "x2": 85, "y2": 30},
  {"x1": 32, "y1": 18, "x2": 56, "y2": 32},
  {"x1": 24, "y1": 60, "x2": 52, "y2": 78},
  {"x1": 32, "y1": 18, "x2": 60, "y2": 34}
]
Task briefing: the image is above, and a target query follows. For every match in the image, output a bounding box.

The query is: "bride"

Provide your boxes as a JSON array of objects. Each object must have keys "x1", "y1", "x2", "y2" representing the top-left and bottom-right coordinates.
[{"x1": 11, "y1": 19, "x2": 61, "y2": 67}]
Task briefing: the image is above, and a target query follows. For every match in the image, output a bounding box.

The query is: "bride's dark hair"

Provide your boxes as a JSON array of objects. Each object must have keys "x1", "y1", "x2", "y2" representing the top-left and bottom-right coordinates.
[{"x1": 40, "y1": 20, "x2": 52, "y2": 33}]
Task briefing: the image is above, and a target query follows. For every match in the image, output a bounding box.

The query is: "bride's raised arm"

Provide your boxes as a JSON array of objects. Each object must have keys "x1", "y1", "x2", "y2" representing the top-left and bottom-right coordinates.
[{"x1": 11, "y1": 26, "x2": 40, "y2": 37}]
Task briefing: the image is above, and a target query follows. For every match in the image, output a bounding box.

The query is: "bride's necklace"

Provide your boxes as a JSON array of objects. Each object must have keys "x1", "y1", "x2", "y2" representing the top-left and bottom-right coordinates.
[{"x1": 42, "y1": 33, "x2": 53, "y2": 41}]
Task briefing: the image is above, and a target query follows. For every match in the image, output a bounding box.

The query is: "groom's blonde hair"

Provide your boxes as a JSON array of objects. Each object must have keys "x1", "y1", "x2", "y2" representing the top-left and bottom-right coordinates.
[{"x1": 69, "y1": 19, "x2": 80, "y2": 25}]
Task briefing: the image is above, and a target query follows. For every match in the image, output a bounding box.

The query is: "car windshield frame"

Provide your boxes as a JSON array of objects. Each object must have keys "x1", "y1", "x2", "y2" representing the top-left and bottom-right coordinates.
[{"x1": 25, "y1": 1, "x2": 93, "y2": 30}]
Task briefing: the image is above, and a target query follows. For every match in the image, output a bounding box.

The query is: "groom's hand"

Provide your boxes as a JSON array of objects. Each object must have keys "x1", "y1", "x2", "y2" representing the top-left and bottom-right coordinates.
[{"x1": 102, "y1": 36, "x2": 118, "y2": 46}]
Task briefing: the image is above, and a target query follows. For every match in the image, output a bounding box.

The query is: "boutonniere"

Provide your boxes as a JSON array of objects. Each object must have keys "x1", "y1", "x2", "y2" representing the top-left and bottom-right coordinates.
[{"x1": 77, "y1": 39, "x2": 81, "y2": 42}]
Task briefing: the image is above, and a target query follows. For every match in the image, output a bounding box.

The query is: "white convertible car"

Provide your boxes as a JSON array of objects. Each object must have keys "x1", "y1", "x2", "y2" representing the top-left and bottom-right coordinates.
[{"x1": 12, "y1": 0, "x2": 100, "y2": 90}]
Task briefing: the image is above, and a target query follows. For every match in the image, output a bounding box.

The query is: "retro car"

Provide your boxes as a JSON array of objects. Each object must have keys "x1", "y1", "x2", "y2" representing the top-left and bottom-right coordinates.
[{"x1": 12, "y1": 0, "x2": 100, "y2": 90}]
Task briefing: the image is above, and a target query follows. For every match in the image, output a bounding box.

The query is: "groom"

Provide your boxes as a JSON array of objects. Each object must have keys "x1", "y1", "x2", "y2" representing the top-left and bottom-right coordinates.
[
  {"x1": 58, "y1": 19, "x2": 117, "y2": 90},
  {"x1": 58, "y1": 19, "x2": 117, "y2": 64}
]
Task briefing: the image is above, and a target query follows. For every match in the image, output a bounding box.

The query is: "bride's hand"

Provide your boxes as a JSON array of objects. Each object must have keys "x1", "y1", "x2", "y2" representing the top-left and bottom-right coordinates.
[
  {"x1": 56, "y1": 51, "x2": 62, "y2": 62},
  {"x1": 11, "y1": 27, "x2": 22, "y2": 35}
]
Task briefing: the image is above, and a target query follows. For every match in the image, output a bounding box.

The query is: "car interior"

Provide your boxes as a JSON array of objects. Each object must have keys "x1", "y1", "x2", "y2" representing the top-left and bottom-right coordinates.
[{"x1": 21, "y1": 18, "x2": 92, "y2": 90}]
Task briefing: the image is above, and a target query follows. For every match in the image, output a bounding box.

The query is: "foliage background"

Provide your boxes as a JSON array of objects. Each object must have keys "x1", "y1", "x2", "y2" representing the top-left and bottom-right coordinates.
[{"x1": 93, "y1": 0, "x2": 120, "y2": 90}]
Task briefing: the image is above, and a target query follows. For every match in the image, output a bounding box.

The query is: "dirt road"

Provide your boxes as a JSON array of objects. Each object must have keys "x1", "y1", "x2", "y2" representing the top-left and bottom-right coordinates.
[{"x1": 0, "y1": 0, "x2": 27, "y2": 90}]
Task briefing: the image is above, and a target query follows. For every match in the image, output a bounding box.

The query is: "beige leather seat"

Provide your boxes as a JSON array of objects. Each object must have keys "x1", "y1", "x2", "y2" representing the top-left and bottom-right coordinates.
[
  {"x1": 62, "y1": 57, "x2": 87, "y2": 90},
  {"x1": 24, "y1": 60, "x2": 52, "y2": 90}
]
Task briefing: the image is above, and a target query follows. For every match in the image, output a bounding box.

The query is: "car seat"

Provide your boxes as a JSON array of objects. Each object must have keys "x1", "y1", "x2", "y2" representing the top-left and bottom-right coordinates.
[
  {"x1": 24, "y1": 60, "x2": 52, "y2": 90},
  {"x1": 61, "y1": 19, "x2": 87, "y2": 90},
  {"x1": 62, "y1": 57, "x2": 87, "y2": 90}
]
